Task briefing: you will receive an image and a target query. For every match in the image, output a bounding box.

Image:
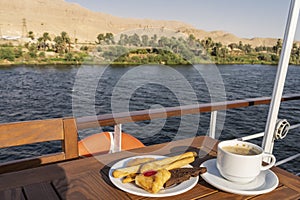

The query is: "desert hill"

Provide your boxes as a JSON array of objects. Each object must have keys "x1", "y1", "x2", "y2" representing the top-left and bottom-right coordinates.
[{"x1": 0, "y1": 0, "x2": 278, "y2": 47}]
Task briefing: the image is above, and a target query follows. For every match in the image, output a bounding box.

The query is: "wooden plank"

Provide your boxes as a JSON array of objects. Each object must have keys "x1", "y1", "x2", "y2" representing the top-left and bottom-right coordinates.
[
  {"x1": 198, "y1": 190, "x2": 254, "y2": 200},
  {"x1": 23, "y1": 181, "x2": 60, "y2": 200},
  {"x1": 53, "y1": 170, "x2": 131, "y2": 200},
  {"x1": 0, "y1": 161, "x2": 68, "y2": 191},
  {"x1": 0, "y1": 187, "x2": 25, "y2": 200},
  {"x1": 271, "y1": 167, "x2": 300, "y2": 193},
  {"x1": 62, "y1": 118, "x2": 79, "y2": 159},
  {"x1": 250, "y1": 185, "x2": 300, "y2": 200},
  {"x1": 194, "y1": 183, "x2": 284, "y2": 200},
  {"x1": 0, "y1": 153, "x2": 65, "y2": 174},
  {"x1": 129, "y1": 180, "x2": 218, "y2": 200},
  {"x1": 0, "y1": 118, "x2": 64, "y2": 148}
]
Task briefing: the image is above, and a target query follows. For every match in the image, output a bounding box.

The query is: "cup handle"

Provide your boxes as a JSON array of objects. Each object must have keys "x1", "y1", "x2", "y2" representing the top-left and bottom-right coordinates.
[{"x1": 261, "y1": 153, "x2": 276, "y2": 170}]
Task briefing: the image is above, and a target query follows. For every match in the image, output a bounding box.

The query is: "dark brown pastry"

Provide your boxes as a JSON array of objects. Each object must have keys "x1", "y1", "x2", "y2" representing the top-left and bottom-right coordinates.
[{"x1": 164, "y1": 167, "x2": 207, "y2": 187}]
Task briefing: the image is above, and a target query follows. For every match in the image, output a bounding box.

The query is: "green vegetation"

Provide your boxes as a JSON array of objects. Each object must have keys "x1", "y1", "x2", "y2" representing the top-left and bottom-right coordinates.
[
  {"x1": 0, "y1": 31, "x2": 88, "y2": 65},
  {"x1": 91, "y1": 33, "x2": 300, "y2": 65},
  {"x1": 1, "y1": 31, "x2": 300, "y2": 66}
]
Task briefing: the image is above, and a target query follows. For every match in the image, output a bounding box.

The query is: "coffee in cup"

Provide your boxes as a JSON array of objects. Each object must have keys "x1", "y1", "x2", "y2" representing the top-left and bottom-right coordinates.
[
  {"x1": 217, "y1": 140, "x2": 276, "y2": 183},
  {"x1": 221, "y1": 145, "x2": 260, "y2": 156}
]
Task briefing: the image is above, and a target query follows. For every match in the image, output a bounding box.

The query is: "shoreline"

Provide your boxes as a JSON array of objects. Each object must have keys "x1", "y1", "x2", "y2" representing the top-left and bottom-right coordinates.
[{"x1": 0, "y1": 60, "x2": 284, "y2": 67}]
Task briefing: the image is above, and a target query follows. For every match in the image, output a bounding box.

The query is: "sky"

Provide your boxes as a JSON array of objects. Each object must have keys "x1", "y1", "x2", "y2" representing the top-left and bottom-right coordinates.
[{"x1": 66, "y1": 0, "x2": 300, "y2": 40}]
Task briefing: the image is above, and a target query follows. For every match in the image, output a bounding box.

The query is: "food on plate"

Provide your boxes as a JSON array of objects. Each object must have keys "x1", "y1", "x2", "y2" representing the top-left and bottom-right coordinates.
[
  {"x1": 122, "y1": 173, "x2": 137, "y2": 183},
  {"x1": 126, "y1": 157, "x2": 156, "y2": 167},
  {"x1": 139, "y1": 156, "x2": 196, "y2": 173},
  {"x1": 163, "y1": 156, "x2": 196, "y2": 171},
  {"x1": 140, "y1": 151, "x2": 197, "y2": 173},
  {"x1": 112, "y1": 152, "x2": 205, "y2": 194},
  {"x1": 112, "y1": 151, "x2": 197, "y2": 178},
  {"x1": 135, "y1": 169, "x2": 171, "y2": 193},
  {"x1": 112, "y1": 164, "x2": 140, "y2": 178},
  {"x1": 164, "y1": 167, "x2": 207, "y2": 187},
  {"x1": 122, "y1": 157, "x2": 156, "y2": 183}
]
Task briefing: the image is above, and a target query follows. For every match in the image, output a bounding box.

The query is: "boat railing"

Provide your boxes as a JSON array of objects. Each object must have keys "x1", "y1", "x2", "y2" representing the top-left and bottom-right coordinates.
[
  {"x1": 76, "y1": 93, "x2": 300, "y2": 167},
  {"x1": 0, "y1": 118, "x2": 78, "y2": 174},
  {"x1": 77, "y1": 93, "x2": 300, "y2": 129},
  {"x1": 1, "y1": 94, "x2": 299, "y2": 174}
]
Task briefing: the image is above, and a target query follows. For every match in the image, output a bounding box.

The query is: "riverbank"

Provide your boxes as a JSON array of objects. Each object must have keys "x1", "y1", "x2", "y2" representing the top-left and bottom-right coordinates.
[
  {"x1": 1, "y1": 31, "x2": 299, "y2": 66},
  {"x1": 0, "y1": 47, "x2": 283, "y2": 66},
  {"x1": 0, "y1": 57, "x2": 282, "y2": 66},
  {"x1": 0, "y1": 60, "x2": 280, "y2": 66},
  {"x1": 0, "y1": 59, "x2": 282, "y2": 66}
]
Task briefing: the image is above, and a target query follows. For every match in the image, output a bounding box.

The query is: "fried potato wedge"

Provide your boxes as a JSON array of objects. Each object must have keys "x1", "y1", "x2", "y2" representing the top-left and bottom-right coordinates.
[
  {"x1": 126, "y1": 157, "x2": 156, "y2": 167},
  {"x1": 135, "y1": 169, "x2": 171, "y2": 193},
  {"x1": 112, "y1": 151, "x2": 197, "y2": 178}
]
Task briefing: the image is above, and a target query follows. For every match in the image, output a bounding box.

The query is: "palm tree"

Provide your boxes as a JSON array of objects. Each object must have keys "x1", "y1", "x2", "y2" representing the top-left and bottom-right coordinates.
[
  {"x1": 238, "y1": 41, "x2": 244, "y2": 51},
  {"x1": 141, "y1": 35, "x2": 149, "y2": 46},
  {"x1": 118, "y1": 34, "x2": 128, "y2": 46},
  {"x1": 65, "y1": 37, "x2": 71, "y2": 52},
  {"x1": 105, "y1": 33, "x2": 114, "y2": 44},
  {"x1": 275, "y1": 39, "x2": 282, "y2": 55},
  {"x1": 201, "y1": 37, "x2": 213, "y2": 49},
  {"x1": 188, "y1": 34, "x2": 196, "y2": 47},
  {"x1": 220, "y1": 47, "x2": 228, "y2": 58},
  {"x1": 41, "y1": 32, "x2": 51, "y2": 51},
  {"x1": 54, "y1": 36, "x2": 63, "y2": 53},
  {"x1": 54, "y1": 31, "x2": 71, "y2": 53},
  {"x1": 96, "y1": 33, "x2": 105, "y2": 44},
  {"x1": 128, "y1": 34, "x2": 141, "y2": 46},
  {"x1": 28, "y1": 31, "x2": 34, "y2": 40},
  {"x1": 61, "y1": 31, "x2": 68, "y2": 42}
]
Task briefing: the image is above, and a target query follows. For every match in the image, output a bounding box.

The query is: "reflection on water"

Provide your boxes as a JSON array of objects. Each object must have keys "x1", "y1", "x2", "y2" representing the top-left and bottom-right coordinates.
[{"x1": 0, "y1": 64, "x2": 299, "y2": 174}]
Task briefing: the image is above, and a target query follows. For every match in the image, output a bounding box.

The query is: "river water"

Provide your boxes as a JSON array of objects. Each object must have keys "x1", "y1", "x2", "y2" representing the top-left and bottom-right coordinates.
[{"x1": 0, "y1": 64, "x2": 299, "y2": 175}]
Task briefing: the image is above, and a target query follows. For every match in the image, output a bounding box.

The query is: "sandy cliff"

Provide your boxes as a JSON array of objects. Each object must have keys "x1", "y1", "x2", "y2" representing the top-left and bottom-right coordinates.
[{"x1": 0, "y1": 0, "x2": 278, "y2": 46}]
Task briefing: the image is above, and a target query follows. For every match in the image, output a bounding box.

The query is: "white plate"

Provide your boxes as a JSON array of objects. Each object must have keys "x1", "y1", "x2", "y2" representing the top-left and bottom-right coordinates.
[
  {"x1": 200, "y1": 159, "x2": 279, "y2": 196},
  {"x1": 109, "y1": 155, "x2": 199, "y2": 197}
]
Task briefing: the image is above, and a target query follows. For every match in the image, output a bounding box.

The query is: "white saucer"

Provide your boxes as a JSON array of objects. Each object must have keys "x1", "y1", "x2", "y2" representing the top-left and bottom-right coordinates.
[{"x1": 200, "y1": 159, "x2": 279, "y2": 195}]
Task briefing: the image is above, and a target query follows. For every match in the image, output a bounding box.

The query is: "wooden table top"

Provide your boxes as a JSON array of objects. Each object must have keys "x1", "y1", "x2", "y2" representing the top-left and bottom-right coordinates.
[{"x1": 0, "y1": 136, "x2": 299, "y2": 200}]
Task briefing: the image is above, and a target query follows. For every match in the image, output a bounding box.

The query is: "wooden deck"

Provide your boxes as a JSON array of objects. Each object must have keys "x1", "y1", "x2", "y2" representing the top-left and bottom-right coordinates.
[{"x1": 0, "y1": 136, "x2": 299, "y2": 200}]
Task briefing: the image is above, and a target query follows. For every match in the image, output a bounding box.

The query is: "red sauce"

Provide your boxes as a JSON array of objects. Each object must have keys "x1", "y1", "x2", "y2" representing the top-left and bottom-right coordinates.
[{"x1": 143, "y1": 170, "x2": 157, "y2": 177}]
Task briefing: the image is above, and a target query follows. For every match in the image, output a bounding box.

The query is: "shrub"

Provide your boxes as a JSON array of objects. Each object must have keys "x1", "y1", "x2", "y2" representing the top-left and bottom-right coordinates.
[
  {"x1": 14, "y1": 46, "x2": 23, "y2": 58},
  {"x1": 39, "y1": 52, "x2": 45, "y2": 58},
  {"x1": 0, "y1": 47, "x2": 15, "y2": 61},
  {"x1": 80, "y1": 46, "x2": 89, "y2": 51},
  {"x1": 65, "y1": 52, "x2": 73, "y2": 61}
]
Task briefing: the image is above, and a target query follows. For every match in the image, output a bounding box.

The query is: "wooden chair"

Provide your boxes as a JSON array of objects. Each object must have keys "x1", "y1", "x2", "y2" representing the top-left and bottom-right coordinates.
[{"x1": 0, "y1": 117, "x2": 78, "y2": 174}]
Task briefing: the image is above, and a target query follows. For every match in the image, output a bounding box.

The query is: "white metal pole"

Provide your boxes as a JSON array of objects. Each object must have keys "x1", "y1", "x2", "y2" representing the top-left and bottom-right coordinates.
[
  {"x1": 262, "y1": 0, "x2": 300, "y2": 156},
  {"x1": 113, "y1": 124, "x2": 122, "y2": 152},
  {"x1": 209, "y1": 111, "x2": 217, "y2": 139}
]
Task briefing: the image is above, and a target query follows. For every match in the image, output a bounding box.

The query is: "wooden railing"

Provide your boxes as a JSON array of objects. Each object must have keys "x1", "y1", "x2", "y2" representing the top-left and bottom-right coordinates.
[
  {"x1": 0, "y1": 118, "x2": 78, "y2": 174},
  {"x1": 1, "y1": 94, "x2": 300, "y2": 173},
  {"x1": 76, "y1": 93, "x2": 300, "y2": 129}
]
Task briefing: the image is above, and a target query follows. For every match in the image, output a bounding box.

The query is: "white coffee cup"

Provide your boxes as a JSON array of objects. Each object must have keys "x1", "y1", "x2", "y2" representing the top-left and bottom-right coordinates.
[{"x1": 217, "y1": 140, "x2": 276, "y2": 183}]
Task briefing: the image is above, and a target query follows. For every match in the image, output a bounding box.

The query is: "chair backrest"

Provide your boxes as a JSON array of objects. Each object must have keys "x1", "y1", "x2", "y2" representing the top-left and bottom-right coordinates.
[{"x1": 0, "y1": 117, "x2": 78, "y2": 174}]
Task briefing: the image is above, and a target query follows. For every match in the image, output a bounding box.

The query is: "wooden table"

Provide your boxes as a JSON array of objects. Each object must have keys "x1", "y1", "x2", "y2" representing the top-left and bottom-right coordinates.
[{"x1": 0, "y1": 136, "x2": 299, "y2": 200}]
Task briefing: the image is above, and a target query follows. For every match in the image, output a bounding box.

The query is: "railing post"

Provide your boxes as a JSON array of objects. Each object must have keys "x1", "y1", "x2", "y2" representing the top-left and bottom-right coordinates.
[
  {"x1": 209, "y1": 111, "x2": 217, "y2": 139},
  {"x1": 262, "y1": 0, "x2": 300, "y2": 159},
  {"x1": 113, "y1": 124, "x2": 122, "y2": 153}
]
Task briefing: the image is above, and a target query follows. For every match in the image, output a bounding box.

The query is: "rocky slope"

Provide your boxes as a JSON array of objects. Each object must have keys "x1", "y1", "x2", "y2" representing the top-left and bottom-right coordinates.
[{"x1": 0, "y1": 0, "x2": 278, "y2": 46}]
